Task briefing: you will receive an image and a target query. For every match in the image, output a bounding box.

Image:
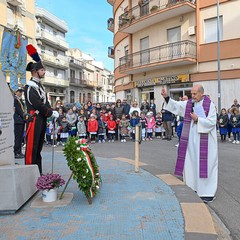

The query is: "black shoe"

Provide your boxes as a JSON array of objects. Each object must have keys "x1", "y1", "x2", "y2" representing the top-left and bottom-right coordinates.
[
  {"x1": 15, "y1": 153, "x2": 25, "y2": 159},
  {"x1": 201, "y1": 196, "x2": 216, "y2": 203}
]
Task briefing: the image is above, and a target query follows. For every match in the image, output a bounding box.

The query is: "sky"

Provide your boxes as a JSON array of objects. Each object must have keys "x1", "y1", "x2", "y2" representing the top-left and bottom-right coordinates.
[{"x1": 35, "y1": 0, "x2": 114, "y2": 71}]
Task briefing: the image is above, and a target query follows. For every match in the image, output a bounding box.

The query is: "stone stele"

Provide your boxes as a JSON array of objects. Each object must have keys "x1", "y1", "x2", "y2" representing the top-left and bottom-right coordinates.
[{"x1": 0, "y1": 72, "x2": 40, "y2": 213}]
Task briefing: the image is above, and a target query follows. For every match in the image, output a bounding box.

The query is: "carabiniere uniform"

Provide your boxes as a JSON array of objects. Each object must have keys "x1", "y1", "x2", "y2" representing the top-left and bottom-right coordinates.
[{"x1": 24, "y1": 62, "x2": 53, "y2": 174}]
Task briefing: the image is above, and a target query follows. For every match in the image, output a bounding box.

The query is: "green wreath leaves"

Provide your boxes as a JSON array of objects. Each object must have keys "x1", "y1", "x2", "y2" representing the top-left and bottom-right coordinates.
[{"x1": 63, "y1": 137, "x2": 101, "y2": 200}]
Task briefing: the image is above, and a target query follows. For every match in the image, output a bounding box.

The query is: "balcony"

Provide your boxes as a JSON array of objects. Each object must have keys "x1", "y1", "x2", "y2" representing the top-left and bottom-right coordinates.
[
  {"x1": 69, "y1": 78, "x2": 88, "y2": 86},
  {"x1": 7, "y1": 0, "x2": 23, "y2": 6},
  {"x1": 107, "y1": 0, "x2": 114, "y2": 5},
  {"x1": 69, "y1": 57, "x2": 86, "y2": 68},
  {"x1": 107, "y1": 18, "x2": 114, "y2": 32},
  {"x1": 43, "y1": 75, "x2": 69, "y2": 87},
  {"x1": 119, "y1": 40, "x2": 196, "y2": 74},
  {"x1": 86, "y1": 80, "x2": 97, "y2": 88},
  {"x1": 108, "y1": 46, "x2": 114, "y2": 58},
  {"x1": 107, "y1": 85, "x2": 113, "y2": 92},
  {"x1": 36, "y1": 7, "x2": 68, "y2": 32},
  {"x1": 41, "y1": 53, "x2": 69, "y2": 69},
  {"x1": 118, "y1": 0, "x2": 196, "y2": 33},
  {"x1": 36, "y1": 30, "x2": 69, "y2": 51}
]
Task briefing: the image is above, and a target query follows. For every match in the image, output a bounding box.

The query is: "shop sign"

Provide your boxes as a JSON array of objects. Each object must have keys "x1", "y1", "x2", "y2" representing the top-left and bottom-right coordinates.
[{"x1": 134, "y1": 74, "x2": 189, "y2": 87}]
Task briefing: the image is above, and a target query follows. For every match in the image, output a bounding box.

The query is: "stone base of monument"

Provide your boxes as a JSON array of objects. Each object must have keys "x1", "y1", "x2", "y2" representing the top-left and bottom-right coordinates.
[{"x1": 0, "y1": 164, "x2": 40, "y2": 214}]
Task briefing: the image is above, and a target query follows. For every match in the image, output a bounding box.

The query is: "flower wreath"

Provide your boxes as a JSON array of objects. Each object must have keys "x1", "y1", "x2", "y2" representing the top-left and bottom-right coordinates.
[{"x1": 63, "y1": 137, "x2": 101, "y2": 203}]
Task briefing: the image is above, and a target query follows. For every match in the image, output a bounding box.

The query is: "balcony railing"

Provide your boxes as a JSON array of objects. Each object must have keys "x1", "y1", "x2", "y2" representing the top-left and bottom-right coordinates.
[
  {"x1": 69, "y1": 57, "x2": 86, "y2": 67},
  {"x1": 41, "y1": 53, "x2": 69, "y2": 69},
  {"x1": 119, "y1": 40, "x2": 196, "y2": 72},
  {"x1": 44, "y1": 75, "x2": 69, "y2": 87},
  {"x1": 119, "y1": 0, "x2": 196, "y2": 30},
  {"x1": 108, "y1": 46, "x2": 114, "y2": 58},
  {"x1": 69, "y1": 78, "x2": 88, "y2": 85},
  {"x1": 107, "y1": 18, "x2": 114, "y2": 31},
  {"x1": 36, "y1": 31, "x2": 69, "y2": 50}
]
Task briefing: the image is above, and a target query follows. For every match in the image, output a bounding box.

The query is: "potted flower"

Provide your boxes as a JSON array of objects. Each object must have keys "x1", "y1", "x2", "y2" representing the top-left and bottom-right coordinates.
[{"x1": 36, "y1": 173, "x2": 65, "y2": 202}]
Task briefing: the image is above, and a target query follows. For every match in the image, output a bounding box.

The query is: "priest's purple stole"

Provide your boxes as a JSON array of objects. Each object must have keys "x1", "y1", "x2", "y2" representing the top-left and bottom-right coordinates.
[{"x1": 174, "y1": 96, "x2": 211, "y2": 178}]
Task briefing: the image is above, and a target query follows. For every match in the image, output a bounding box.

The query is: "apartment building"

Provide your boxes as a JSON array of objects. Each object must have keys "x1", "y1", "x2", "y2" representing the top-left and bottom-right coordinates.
[
  {"x1": 67, "y1": 48, "x2": 114, "y2": 104},
  {"x1": 108, "y1": 0, "x2": 240, "y2": 111},
  {"x1": 35, "y1": 7, "x2": 69, "y2": 105},
  {"x1": 0, "y1": 0, "x2": 35, "y2": 84}
]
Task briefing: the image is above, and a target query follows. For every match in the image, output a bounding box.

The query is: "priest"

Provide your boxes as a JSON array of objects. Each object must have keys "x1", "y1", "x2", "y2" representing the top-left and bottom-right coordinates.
[{"x1": 161, "y1": 84, "x2": 218, "y2": 203}]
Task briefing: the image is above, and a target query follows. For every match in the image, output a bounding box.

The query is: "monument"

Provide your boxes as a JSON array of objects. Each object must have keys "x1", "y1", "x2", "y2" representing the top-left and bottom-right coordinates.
[{"x1": 0, "y1": 27, "x2": 40, "y2": 214}]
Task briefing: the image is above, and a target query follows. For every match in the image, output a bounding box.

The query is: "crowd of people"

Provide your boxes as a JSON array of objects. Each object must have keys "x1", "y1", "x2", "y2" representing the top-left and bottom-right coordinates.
[
  {"x1": 42, "y1": 97, "x2": 240, "y2": 147},
  {"x1": 45, "y1": 98, "x2": 166, "y2": 146}
]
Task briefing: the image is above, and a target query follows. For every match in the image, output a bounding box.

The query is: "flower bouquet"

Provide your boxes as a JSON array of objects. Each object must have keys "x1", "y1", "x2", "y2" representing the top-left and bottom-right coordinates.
[
  {"x1": 36, "y1": 173, "x2": 65, "y2": 191},
  {"x1": 36, "y1": 173, "x2": 65, "y2": 203}
]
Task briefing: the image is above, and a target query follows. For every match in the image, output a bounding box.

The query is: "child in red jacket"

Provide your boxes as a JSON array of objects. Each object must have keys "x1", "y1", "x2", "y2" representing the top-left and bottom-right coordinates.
[
  {"x1": 87, "y1": 114, "x2": 98, "y2": 143},
  {"x1": 107, "y1": 115, "x2": 116, "y2": 142}
]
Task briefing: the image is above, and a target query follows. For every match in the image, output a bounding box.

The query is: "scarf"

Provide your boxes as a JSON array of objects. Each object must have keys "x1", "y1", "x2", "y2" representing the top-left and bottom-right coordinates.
[{"x1": 175, "y1": 95, "x2": 211, "y2": 178}]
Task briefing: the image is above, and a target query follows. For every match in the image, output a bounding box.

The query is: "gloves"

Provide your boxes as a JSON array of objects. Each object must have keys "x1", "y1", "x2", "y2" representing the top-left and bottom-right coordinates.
[{"x1": 52, "y1": 110, "x2": 59, "y2": 119}]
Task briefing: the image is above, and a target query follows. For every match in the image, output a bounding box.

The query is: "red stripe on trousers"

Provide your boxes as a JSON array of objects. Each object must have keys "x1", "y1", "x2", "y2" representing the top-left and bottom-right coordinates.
[{"x1": 25, "y1": 111, "x2": 36, "y2": 165}]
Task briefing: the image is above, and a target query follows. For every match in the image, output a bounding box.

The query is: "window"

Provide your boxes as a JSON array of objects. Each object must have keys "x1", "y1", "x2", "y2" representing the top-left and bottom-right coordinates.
[
  {"x1": 41, "y1": 24, "x2": 45, "y2": 30},
  {"x1": 70, "y1": 91, "x2": 75, "y2": 103},
  {"x1": 87, "y1": 93, "x2": 91, "y2": 102},
  {"x1": 70, "y1": 69, "x2": 75, "y2": 79},
  {"x1": 96, "y1": 92, "x2": 99, "y2": 103},
  {"x1": 140, "y1": 37, "x2": 149, "y2": 64},
  {"x1": 53, "y1": 50, "x2": 58, "y2": 57},
  {"x1": 41, "y1": 46, "x2": 45, "y2": 53},
  {"x1": 79, "y1": 93, "x2": 82, "y2": 103},
  {"x1": 54, "y1": 69, "x2": 58, "y2": 76},
  {"x1": 124, "y1": 45, "x2": 129, "y2": 56},
  {"x1": 204, "y1": 16, "x2": 223, "y2": 43},
  {"x1": 83, "y1": 93, "x2": 86, "y2": 103}
]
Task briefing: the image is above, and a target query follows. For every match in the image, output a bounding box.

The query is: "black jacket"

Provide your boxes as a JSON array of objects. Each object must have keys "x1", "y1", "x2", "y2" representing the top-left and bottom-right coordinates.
[
  {"x1": 14, "y1": 96, "x2": 25, "y2": 124},
  {"x1": 24, "y1": 78, "x2": 52, "y2": 118}
]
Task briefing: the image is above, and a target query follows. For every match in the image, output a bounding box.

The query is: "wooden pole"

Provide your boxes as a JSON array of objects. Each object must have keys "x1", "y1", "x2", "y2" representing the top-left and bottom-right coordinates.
[
  {"x1": 59, "y1": 172, "x2": 73, "y2": 200},
  {"x1": 135, "y1": 125, "x2": 139, "y2": 173}
]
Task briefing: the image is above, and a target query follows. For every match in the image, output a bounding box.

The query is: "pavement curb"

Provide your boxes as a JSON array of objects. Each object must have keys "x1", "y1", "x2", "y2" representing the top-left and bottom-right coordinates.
[{"x1": 112, "y1": 157, "x2": 218, "y2": 240}]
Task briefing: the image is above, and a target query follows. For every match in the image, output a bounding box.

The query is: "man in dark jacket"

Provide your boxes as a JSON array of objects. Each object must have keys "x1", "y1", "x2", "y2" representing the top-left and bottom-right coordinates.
[
  {"x1": 14, "y1": 87, "x2": 25, "y2": 159},
  {"x1": 122, "y1": 98, "x2": 130, "y2": 118},
  {"x1": 161, "y1": 103, "x2": 173, "y2": 141}
]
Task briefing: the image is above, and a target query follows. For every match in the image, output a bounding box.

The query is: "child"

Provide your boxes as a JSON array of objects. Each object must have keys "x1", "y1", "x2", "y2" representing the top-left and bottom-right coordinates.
[
  {"x1": 77, "y1": 115, "x2": 87, "y2": 140},
  {"x1": 129, "y1": 111, "x2": 140, "y2": 140},
  {"x1": 145, "y1": 111, "x2": 155, "y2": 140},
  {"x1": 98, "y1": 115, "x2": 106, "y2": 143},
  {"x1": 49, "y1": 119, "x2": 60, "y2": 147},
  {"x1": 230, "y1": 107, "x2": 240, "y2": 144},
  {"x1": 155, "y1": 112, "x2": 163, "y2": 139},
  {"x1": 139, "y1": 112, "x2": 147, "y2": 141},
  {"x1": 87, "y1": 114, "x2": 98, "y2": 144},
  {"x1": 59, "y1": 116, "x2": 71, "y2": 145},
  {"x1": 107, "y1": 114, "x2": 116, "y2": 142},
  {"x1": 45, "y1": 117, "x2": 52, "y2": 145},
  {"x1": 119, "y1": 114, "x2": 129, "y2": 142},
  {"x1": 101, "y1": 107, "x2": 110, "y2": 140},
  {"x1": 66, "y1": 108, "x2": 78, "y2": 137},
  {"x1": 227, "y1": 108, "x2": 233, "y2": 142},
  {"x1": 218, "y1": 108, "x2": 228, "y2": 142}
]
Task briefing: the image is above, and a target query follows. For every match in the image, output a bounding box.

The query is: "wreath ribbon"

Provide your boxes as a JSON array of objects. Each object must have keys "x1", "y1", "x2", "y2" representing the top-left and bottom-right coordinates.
[{"x1": 82, "y1": 151, "x2": 95, "y2": 198}]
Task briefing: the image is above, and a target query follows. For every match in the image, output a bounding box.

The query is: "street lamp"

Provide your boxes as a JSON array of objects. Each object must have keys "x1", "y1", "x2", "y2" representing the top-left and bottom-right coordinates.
[{"x1": 217, "y1": 0, "x2": 221, "y2": 113}]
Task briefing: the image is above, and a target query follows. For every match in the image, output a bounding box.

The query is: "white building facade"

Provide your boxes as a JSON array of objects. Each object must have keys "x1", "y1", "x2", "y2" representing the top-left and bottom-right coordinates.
[{"x1": 35, "y1": 7, "x2": 69, "y2": 106}]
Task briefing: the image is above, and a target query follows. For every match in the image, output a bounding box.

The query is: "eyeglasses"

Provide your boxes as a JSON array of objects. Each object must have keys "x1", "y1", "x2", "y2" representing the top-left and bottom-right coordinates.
[{"x1": 117, "y1": 102, "x2": 121, "y2": 103}]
